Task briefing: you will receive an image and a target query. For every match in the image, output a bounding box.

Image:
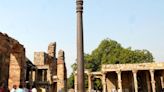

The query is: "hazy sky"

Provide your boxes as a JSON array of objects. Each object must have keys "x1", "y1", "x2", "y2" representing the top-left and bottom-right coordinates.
[{"x1": 0, "y1": 0, "x2": 164, "y2": 76}]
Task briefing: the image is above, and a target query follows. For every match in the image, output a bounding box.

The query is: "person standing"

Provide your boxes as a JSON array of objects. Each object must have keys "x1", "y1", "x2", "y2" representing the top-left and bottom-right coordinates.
[
  {"x1": 0, "y1": 82, "x2": 4, "y2": 92},
  {"x1": 31, "y1": 84, "x2": 37, "y2": 92},
  {"x1": 16, "y1": 84, "x2": 24, "y2": 92},
  {"x1": 10, "y1": 85, "x2": 17, "y2": 92},
  {"x1": 23, "y1": 83, "x2": 29, "y2": 92}
]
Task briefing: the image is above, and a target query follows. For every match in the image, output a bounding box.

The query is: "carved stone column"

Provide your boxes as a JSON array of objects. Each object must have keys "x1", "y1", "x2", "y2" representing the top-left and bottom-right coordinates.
[
  {"x1": 88, "y1": 74, "x2": 92, "y2": 92},
  {"x1": 35, "y1": 69, "x2": 38, "y2": 81},
  {"x1": 132, "y1": 70, "x2": 138, "y2": 92},
  {"x1": 150, "y1": 69, "x2": 156, "y2": 92},
  {"x1": 74, "y1": 73, "x2": 78, "y2": 92},
  {"x1": 161, "y1": 76, "x2": 164, "y2": 89},
  {"x1": 116, "y1": 70, "x2": 122, "y2": 92},
  {"x1": 146, "y1": 71, "x2": 151, "y2": 92},
  {"x1": 42, "y1": 70, "x2": 45, "y2": 81},
  {"x1": 102, "y1": 73, "x2": 107, "y2": 92},
  {"x1": 57, "y1": 50, "x2": 67, "y2": 92},
  {"x1": 32, "y1": 69, "x2": 35, "y2": 81},
  {"x1": 30, "y1": 69, "x2": 33, "y2": 82},
  {"x1": 44, "y1": 70, "x2": 47, "y2": 81},
  {"x1": 161, "y1": 71, "x2": 164, "y2": 89}
]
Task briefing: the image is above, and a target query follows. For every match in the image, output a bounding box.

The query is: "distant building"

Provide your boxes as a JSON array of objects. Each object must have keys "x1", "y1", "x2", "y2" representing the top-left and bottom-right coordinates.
[
  {"x1": 34, "y1": 42, "x2": 67, "y2": 92},
  {"x1": 75, "y1": 63, "x2": 164, "y2": 92}
]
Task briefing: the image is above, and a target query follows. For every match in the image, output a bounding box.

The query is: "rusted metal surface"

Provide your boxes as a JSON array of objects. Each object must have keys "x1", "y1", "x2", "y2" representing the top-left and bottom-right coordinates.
[{"x1": 76, "y1": 0, "x2": 85, "y2": 92}]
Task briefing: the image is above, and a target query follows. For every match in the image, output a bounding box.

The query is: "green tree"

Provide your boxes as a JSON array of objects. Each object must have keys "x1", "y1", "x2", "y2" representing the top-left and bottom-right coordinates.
[
  {"x1": 68, "y1": 38, "x2": 154, "y2": 89},
  {"x1": 67, "y1": 73, "x2": 74, "y2": 89}
]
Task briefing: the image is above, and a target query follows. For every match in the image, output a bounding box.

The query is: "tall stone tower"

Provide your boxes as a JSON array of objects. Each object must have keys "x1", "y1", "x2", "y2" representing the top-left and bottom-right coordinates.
[
  {"x1": 47, "y1": 42, "x2": 56, "y2": 58},
  {"x1": 47, "y1": 42, "x2": 57, "y2": 76},
  {"x1": 57, "y1": 50, "x2": 67, "y2": 92}
]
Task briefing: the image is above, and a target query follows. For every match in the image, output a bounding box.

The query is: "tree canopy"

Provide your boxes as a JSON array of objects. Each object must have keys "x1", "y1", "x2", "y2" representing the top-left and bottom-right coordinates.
[{"x1": 68, "y1": 38, "x2": 154, "y2": 89}]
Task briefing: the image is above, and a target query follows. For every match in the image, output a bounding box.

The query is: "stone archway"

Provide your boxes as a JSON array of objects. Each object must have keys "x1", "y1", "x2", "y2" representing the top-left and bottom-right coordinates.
[
  {"x1": 0, "y1": 33, "x2": 26, "y2": 90},
  {"x1": 8, "y1": 43, "x2": 26, "y2": 90}
]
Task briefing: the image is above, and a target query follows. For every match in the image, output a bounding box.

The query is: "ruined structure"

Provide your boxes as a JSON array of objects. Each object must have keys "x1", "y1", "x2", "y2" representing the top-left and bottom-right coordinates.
[
  {"x1": 0, "y1": 32, "x2": 26, "y2": 91},
  {"x1": 57, "y1": 50, "x2": 67, "y2": 92},
  {"x1": 34, "y1": 42, "x2": 67, "y2": 92},
  {"x1": 0, "y1": 32, "x2": 67, "y2": 92},
  {"x1": 25, "y1": 58, "x2": 37, "y2": 88},
  {"x1": 75, "y1": 62, "x2": 164, "y2": 92}
]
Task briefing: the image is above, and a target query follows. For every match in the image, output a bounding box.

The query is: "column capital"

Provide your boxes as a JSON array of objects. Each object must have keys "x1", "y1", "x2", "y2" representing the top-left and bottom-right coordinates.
[
  {"x1": 149, "y1": 69, "x2": 155, "y2": 73},
  {"x1": 88, "y1": 74, "x2": 93, "y2": 81},
  {"x1": 102, "y1": 71, "x2": 107, "y2": 75},
  {"x1": 74, "y1": 72, "x2": 77, "y2": 76},
  {"x1": 76, "y1": 0, "x2": 83, "y2": 12},
  {"x1": 132, "y1": 70, "x2": 138, "y2": 74},
  {"x1": 116, "y1": 70, "x2": 121, "y2": 74},
  {"x1": 88, "y1": 73, "x2": 92, "y2": 77}
]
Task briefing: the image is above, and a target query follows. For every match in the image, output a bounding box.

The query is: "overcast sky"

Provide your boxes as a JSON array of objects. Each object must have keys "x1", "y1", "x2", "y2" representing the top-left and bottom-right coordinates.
[{"x1": 0, "y1": 0, "x2": 164, "y2": 76}]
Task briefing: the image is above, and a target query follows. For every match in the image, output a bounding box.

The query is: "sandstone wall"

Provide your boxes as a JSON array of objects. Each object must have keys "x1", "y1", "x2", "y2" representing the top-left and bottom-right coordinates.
[
  {"x1": 57, "y1": 50, "x2": 67, "y2": 92},
  {"x1": 34, "y1": 52, "x2": 47, "y2": 65},
  {"x1": 47, "y1": 42, "x2": 57, "y2": 77},
  {"x1": 34, "y1": 42, "x2": 59, "y2": 92},
  {"x1": 0, "y1": 32, "x2": 67, "y2": 92},
  {"x1": 0, "y1": 32, "x2": 26, "y2": 90}
]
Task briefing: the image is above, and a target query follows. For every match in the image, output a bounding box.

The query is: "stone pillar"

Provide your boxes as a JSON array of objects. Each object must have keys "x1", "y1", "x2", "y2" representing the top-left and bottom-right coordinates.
[
  {"x1": 57, "y1": 50, "x2": 67, "y2": 92},
  {"x1": 150, "y1": 69, "x2": 156, "y2": 92},
  {"x1": 146, "y1": 71, "x2": 151, "y2": 92},
  {"x1": 42, "y1": 70, "x2": 45, "y2": 81},
  {"x1": 8, "y1": 53, "x2": 23, "y2": 90},
  {"x1": 116, "y1": 70, "x2": 122, "y2": 92},
  {"x1": 161, "y1": 71, "x2": 164, "y2": 89},
  {"x1": 28, "y1": 70, "x2": 31, "y2": 82},
  {"x1": 74, "y1": 73, "x2": 77, "y2": 92},
  {"x1": 161, "y1": 76, "x2": 164, "y2": 89},
  {"x1": 44, "y1": 70, "x2": 47, "y2": 81},
  {"x1": 132, "y1": 70, "x2": 138, "y2": 92},
  {"x1": 28, "y1": 69, "x2": 32, "y2": 88},
  {"x1": 35, "y1": 69, "x2": 38, "y2": 81},
  {"x1": 88, "y1": 74, "x2": 92, "y2": 92},
  {"x1": 31, "y1": 69, "x2": 33, "y2": 81},
  {"x1": 29, "y1": 69, "x2": 33, "y2": 84},
  {"x1": 102, "y1": 73, "x2": 107, "y2": 92}
]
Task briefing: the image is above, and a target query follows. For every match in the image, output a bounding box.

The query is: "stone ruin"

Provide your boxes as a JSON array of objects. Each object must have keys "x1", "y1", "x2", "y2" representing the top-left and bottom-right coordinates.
[
  {"x1": 34, "y1": 42, "x2": 67, "y2": 92},
  {"x1": 0, "y1": 32, "x2": 26, "y2": 91},
  {"x1": 0, "y1": 32, "x2": 67, "y2": 92},
  {"x1": 74, "y1": 63, "x2": 164, "y2": 92}
]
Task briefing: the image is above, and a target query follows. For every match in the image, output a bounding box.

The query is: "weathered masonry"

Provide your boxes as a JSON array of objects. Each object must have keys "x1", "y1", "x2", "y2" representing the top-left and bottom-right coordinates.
[
  {"x1": 74, "y1": 62, "x2": 164, "y2": 92},
  {"x1": 34, "y1": 42, "x2": 67, "y2": 92},
  {"x1": 0, "y1": 32, "x2": 26, "y2": 91},
  {"x1": 0, "y1": 32, "x2": 67, "y2": 92}
]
